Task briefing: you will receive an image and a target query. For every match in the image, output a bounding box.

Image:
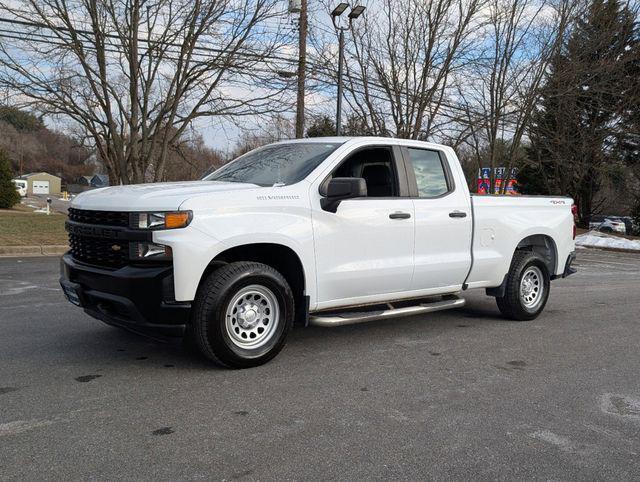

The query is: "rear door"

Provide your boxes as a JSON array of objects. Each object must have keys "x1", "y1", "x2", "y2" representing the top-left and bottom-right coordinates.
[
  {"x1": 402, "y1": 147, "x2": 472, "y2": 291},
  {"x1": 311, "y1": 145, "x2": 415, "y2": 308}
]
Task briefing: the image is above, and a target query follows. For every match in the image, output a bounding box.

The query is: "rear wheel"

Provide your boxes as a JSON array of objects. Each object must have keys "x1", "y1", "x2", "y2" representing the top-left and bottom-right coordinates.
[
  {"x1": 191, "y1": 262, "x2": 294, "y2": 368},
  {"x1": 496, "y1": 251, "x2": 550, "y2": 321}
]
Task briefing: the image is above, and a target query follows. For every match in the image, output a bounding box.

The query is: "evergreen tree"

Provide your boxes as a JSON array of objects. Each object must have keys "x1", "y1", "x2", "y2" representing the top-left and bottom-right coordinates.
[
  {"x1": 0, "y1": 105, "x2": 44, "y2": 132},
  {"x1": 524, "y1": 0, "x2": 639, "y2": 225},
  {"x1": 305, "y1": 114, "x2": 376, "y2": 138},
  {"x1": 0, "y1": 150, "x2": 21, "y2": 209},
  {"x1": 306, "y1": 116, "x2": 335, "y2": 137}
]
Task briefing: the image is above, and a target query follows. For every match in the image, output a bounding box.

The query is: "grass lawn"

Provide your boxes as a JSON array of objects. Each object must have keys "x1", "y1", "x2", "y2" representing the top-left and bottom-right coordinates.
[{"x1": 0, "y1": 209, "x2": 68, "y2": 246}]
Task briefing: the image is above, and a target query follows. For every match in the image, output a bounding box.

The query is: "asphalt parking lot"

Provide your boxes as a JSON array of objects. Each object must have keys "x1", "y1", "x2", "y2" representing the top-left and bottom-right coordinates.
[{"x1": 1, "y1": 249, "x2": 639, "y2": 480}]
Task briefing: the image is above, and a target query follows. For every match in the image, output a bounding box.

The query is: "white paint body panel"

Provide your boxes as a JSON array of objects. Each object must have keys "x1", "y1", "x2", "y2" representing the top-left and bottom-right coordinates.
[
  {"x1": 73, "y1": 181, "x2": 258, "y2": 211},
  {"x1": 466, "y1": 195, "x2": 575, "y2": 288},
  {"x1": 70, "y1": 137, "x2": 575, "y2": 311},
  {"x1": 410, "y1": 145, "x2": 473, "y2": 292},
  {"x1": 311, "y1": 198, "x2": 415, "y2": 309}
]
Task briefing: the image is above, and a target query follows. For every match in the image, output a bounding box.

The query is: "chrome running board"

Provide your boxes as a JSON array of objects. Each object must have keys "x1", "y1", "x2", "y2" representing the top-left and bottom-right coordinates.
[{"x1": 309, "y1": 295, "x2": 465, "y2": 327}]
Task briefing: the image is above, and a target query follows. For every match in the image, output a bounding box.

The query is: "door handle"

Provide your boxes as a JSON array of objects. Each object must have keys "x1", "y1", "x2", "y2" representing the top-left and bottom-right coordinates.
[
  {"x1": 449, "y1": 211, "x2": 467, "y2": 218},
  {"x1": 389, "y1": 212, "x2": 411, "y2": 220}
]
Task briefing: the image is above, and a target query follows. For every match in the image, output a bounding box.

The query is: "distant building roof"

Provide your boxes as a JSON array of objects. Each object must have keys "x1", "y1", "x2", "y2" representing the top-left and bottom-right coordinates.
[
  {"x1": 75, "y1": 174, "x2": 109, "y2": 187},
  {"x1": 20, "y1": 172, "x2": 61, "y2": 179}
]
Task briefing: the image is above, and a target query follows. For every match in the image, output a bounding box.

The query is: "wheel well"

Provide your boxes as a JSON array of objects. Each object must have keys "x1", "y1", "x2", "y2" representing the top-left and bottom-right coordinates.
[
  {"x1": 201, "y1": 243, "x2": 307, "y2": 323},
  {"x1": 487, "y1": 234, "x2": 558, "y2": 298},
  {"x1": 515, "y1": 234, "x2": 557, "y2": 275}
]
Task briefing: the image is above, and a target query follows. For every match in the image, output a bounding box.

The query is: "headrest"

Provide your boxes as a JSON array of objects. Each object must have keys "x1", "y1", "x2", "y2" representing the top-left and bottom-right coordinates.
[{"x1": 362, "y1": 164, "x2": 391, "y2": 185}]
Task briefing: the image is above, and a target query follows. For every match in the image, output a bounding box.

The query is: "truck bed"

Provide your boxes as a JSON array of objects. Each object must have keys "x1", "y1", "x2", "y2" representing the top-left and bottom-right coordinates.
[{"x1": 465, "y1": 195, "x2": 575, "y2": 289}]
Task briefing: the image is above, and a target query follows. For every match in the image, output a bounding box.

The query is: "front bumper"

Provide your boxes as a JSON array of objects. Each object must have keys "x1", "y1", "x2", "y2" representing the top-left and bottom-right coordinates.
[{"x1": 60, "y1": 254, "x2": 190, "y2": 337}]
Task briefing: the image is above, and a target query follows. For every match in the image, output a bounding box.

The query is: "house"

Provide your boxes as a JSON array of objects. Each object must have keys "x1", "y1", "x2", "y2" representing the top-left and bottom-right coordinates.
[
  {"x1": 18, "y1": 172, "x2": 62, "y2": 196},
  {"x1": 77, "y1": 175, "x2": 92, "y2": 186},
  {"x1": 90, "y1": 174, "x2": 109, "y2": 188},
  {"x1": 77, "y1": 174, "x2": 109, "y2": 188}
]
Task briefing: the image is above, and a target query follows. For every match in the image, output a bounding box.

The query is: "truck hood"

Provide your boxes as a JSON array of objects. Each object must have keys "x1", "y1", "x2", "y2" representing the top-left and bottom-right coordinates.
[{"x1": 71, "y1": 181, "x2": 259, "y2": 211}]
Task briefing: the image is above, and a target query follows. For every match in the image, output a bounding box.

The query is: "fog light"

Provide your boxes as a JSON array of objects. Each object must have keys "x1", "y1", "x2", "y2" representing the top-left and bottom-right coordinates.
[{"x1": 131, "y1": 242, "x2": 172, "y2": 260}]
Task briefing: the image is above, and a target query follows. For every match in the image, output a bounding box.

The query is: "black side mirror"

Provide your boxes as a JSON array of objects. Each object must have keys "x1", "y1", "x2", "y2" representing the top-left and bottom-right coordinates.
[{"x1": 321, "y1": 177, "x2": 367, "y2": 212}]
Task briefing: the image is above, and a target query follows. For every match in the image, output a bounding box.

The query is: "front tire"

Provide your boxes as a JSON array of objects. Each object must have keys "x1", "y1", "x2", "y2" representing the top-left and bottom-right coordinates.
[
  {"x1": 496, "y1": 251, "x2": 550, "y2": 321},
  {"x1": 191, "y1": 262, "x2": 294, "y2": 368}
]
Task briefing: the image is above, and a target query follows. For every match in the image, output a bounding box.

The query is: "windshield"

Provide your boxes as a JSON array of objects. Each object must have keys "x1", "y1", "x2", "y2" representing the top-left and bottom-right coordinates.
[{"x1": 204, "y1": 142, "x2": 342, "y2": 186}]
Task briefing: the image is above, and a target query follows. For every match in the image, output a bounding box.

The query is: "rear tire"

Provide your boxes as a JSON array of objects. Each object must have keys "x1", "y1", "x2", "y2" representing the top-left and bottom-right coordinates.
[
  {"x1": 496, "y1": 251, "x2": 550, "y2": 321},
  {"x1": 191, "y1": 262, "x2": 294, "y2": 368}
]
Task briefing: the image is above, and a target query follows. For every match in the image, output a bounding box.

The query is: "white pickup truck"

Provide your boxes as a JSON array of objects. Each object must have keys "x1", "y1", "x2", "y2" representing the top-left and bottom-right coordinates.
[{"x1": 60, "y1": 137, "x2": 576, "y2": 367}]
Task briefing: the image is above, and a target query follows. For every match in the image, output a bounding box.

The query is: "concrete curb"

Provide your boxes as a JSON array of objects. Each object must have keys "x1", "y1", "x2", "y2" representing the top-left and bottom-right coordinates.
[{"x1": 0, "y1": 245, "x2": 68, "y2": 257}]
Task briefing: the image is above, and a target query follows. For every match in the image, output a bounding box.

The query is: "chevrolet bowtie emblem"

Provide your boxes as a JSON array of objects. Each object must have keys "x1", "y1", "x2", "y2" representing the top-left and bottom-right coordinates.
[{"x1": 111, "y1": 244, "x2": 122, "y2": 251}]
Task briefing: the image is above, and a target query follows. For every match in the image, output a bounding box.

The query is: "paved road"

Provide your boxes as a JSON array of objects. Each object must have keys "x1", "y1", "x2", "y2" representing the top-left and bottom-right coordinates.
[
  {"x1": 1, "y1": 249, "x2": 639, "y2": 480},
  {"x1": 21, "y1": 195, "x2": 71, "y2": 214}
]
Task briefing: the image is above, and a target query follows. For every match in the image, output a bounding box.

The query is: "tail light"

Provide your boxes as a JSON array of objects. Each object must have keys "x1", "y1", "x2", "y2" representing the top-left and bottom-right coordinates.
[{"x1": 571, "y1": 204, "x2": 578, "y2": 239}]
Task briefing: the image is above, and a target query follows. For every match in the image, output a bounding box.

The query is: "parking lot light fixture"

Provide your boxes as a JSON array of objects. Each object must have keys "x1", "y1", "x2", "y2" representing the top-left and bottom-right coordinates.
[
  {"x1": 348, "y1": 5, "x2": 365, "y2": 19},
  {"x1": 331, "y1": 3, "x2": 366, "y2": 136},
  {"x1": 331, "y1": 2, "x2": 349, "y2": 17}
]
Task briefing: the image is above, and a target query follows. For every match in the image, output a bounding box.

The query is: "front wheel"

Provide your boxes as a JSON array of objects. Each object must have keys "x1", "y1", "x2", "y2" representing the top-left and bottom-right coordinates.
[
  {"x1": 191, "y1": 262, "x2": 294, "y2": 368},
  {"x1": 496, "y1": 251, "x2": 550, "y2": 321}
]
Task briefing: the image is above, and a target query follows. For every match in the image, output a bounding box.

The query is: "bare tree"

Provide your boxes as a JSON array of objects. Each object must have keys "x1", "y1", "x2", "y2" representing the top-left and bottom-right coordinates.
[
  {"x1": 331, "y1": 0, "x2": 483, "y2": 139},
  {"x1": 0, "y1": 0, "x2": 293, "y2": 184},
  {"x1": 163, "y1": 131, "x2": 225, "y2": 181},
  {"x1": 229, "y1": 113, "x2": 294, "y2": 157},
  {"x1": 454, "y1": 0, "x2": 576, "y2": 193}
]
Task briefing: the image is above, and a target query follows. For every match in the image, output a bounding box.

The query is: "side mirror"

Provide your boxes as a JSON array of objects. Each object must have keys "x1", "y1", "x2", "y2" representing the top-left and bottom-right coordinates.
[{"x1": 321, "y1": 177, "x2": 367, "y2": 212}]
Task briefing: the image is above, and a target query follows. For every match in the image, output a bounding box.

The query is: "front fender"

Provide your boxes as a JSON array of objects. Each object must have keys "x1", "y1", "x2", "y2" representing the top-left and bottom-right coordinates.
[{"x1": 153, "y1": 204, "x2": 316, "y2": 305}]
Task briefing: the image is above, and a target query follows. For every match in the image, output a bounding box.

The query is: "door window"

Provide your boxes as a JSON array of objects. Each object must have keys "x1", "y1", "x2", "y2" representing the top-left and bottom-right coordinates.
[
  {"x1": 331, "y1": 147, "x2": 398, "y2": 197},
  {"x1": 406, "y1": 148, "x2": 450, "y2": 198}
]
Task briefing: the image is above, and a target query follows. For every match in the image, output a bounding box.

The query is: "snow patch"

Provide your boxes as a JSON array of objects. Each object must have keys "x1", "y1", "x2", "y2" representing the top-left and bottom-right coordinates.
[
  {"x1": 529, "y1": 430, "x2": 595, "y2": 455},
  {"x1": 600, "y1": 393, "x2": 640, "y2": 420},
  {"x1": 0, "y1": 418, "x2": 57, "y2": 437},
  {"x1": 575, "y1": 231, "x2": 640, "y2": 251}
]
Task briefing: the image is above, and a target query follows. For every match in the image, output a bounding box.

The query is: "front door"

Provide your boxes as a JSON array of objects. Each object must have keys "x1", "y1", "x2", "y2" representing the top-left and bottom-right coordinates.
[{"x1": 312, "y1": 146, "x2": 415, "y2": 309}]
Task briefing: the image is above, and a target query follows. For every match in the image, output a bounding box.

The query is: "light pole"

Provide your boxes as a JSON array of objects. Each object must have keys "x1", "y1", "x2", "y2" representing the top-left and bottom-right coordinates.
[
  {"x1": 330, "y1": 3, "x2": 365, "y2": 136},
  {"x1": 295, "y1": 0, "x2": 307, "y2": 138}
]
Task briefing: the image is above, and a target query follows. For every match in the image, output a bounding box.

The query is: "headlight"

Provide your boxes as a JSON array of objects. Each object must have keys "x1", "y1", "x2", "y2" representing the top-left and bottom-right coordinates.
[
  {"x1": 131, "y1": 242, "x2": 172, "y2": 260},
  {"x1": 132, "y1": 211, "x2": 192, "y2": 230}
]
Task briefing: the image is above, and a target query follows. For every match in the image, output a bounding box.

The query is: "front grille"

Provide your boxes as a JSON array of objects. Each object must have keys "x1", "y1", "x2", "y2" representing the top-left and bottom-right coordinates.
[
  {"x1": 68, "y1": 208, "x2": 132, "y2": 268},
  {"x1": 68, "y1": 208, "x2": 130, "y2": 227},
  {"x1": 69, "y1": 233, "x2": 129, "y2": 268}
]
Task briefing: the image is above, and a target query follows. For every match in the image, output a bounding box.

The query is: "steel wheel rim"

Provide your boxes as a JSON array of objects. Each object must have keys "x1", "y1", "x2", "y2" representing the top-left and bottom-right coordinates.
[
  {"x1": 520, "y1": 266, "x2": 544, "y2": 309},
  {"x1": 225, "y1": 284, "x2": 279, "y2": 349}
]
